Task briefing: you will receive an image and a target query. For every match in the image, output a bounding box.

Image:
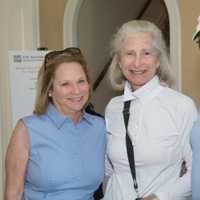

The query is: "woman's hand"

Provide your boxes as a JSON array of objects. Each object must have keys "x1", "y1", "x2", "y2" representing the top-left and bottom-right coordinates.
[{"x1": 179, "y1": 160, "x2": 187, "y2": 177}]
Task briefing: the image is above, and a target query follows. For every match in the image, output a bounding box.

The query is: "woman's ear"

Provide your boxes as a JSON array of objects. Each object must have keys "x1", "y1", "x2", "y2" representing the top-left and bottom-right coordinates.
[
  {"x1": 48, "y1": 81, "x2": 54, "y2": 98},
  {"x1": 48, "y1": 90, "x2": 52, "y2": 97},
  {"x1": 117, "y1": 55, "x2": 122, "y2": 69},
  {"x1": 155, "y1": 59, "x2": 160, "y2": 70},
  {"x1": 118, "y1": 62, "x2": 122, "y2": 69},
  {"x1": 116, "y1": 54, "x2": 122, "y2": 69}
]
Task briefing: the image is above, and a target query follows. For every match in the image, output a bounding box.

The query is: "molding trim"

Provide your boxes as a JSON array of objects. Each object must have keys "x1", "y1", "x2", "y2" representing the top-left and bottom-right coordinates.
[
  {"x1": 0, "y1": 0, "x2": 40, "y2": 197},
  {"x1": 33, "y1": 0, "x2": 40, "y2": 49},
  {"x1": 164, "y1": 0, "x2": 182, "y2": 91},
  {"x1": 63, "y1": 0, "x2": 84, "y2": 47}
]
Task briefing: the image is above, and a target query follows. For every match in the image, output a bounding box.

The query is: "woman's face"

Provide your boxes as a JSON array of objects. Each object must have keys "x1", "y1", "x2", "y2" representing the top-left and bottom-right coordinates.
[
  {"x1": 50, "y1": 62, "x2": 89, "y2": 116},
  {"x1": 119, "y1": 32, "x2": 160, "y2": 90}
]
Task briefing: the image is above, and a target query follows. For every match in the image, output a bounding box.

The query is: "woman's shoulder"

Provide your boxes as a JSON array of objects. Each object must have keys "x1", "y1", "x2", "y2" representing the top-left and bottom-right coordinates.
[
  {"x1": 21, "y1": 113, "x2": 46, "y2": 126},
  {"x1": 84, "y1": 112, "x2": 105, "y2": 125},
  {"x1": 84, "y1": 113, "x2": 106, "y2": 138},
  {"x1": 159, "y1": 86, "x2": 196, "y2": 108},
  {"x1": 106, "y1": 95, "x2": 123, "y2": 111}
]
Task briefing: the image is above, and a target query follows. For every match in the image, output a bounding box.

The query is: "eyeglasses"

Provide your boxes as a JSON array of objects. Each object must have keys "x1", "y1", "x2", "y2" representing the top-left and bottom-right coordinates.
[{"x1": 44, "y1": 47, "x2": 82, "y2": 70}]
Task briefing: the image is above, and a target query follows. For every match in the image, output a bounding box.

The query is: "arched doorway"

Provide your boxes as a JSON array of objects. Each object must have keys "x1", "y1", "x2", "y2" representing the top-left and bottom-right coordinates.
[{"x1": 63, "y1": 0, "x2": 181, "y2": 113}]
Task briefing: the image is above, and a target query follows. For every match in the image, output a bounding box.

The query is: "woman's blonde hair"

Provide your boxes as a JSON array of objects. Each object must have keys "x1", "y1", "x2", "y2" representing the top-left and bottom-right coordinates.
[
  {"x1": 34, "y1": 47, "x2": 91, "y2": 115},
  {"x1": 109, "y1": 20, "x2": 174, "y2": 90}
]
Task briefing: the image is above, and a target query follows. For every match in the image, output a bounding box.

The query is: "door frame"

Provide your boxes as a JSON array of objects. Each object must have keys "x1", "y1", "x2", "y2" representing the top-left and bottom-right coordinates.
[{"x1": 0, "y1": 0, "x2": 40, "y2": 197}]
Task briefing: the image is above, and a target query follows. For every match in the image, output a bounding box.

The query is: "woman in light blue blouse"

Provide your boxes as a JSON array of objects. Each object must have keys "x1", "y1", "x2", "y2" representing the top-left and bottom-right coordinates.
[
  {"x1": 191, "y1": 16, "x2": 200, "y2": 200},
  {"x1": 4, "y1": 47, "x2": 106, "y2": 200}
]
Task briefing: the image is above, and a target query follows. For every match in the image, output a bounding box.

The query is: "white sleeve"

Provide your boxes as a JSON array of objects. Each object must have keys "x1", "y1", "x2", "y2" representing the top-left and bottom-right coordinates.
[
  {"x1": 104, "y1": 103, "x2": 114, "y2": 177},
  {"x1": 156, "y1": 99, "x2": 197, "y2": 200}
]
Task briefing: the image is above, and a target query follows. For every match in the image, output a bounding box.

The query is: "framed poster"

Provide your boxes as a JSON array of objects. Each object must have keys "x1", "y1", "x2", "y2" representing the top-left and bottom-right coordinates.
[{"x1": 8, "y1": 50, "x2": 48, "y2": 127}]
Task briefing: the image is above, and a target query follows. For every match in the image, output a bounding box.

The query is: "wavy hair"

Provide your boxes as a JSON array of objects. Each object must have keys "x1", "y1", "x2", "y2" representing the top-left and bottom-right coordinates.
[
  {"x1": 109, "y1": 20, "x2": 174, "y2": 90},
  {"x1": 34, "y1": 47, "x2": 91, "y2": 115}
]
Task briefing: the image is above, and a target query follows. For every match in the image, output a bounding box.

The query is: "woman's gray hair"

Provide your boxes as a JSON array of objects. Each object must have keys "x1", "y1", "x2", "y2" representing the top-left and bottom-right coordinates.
[{"x1": 109, "y1": 20, "x2": 174, "y2": 90}]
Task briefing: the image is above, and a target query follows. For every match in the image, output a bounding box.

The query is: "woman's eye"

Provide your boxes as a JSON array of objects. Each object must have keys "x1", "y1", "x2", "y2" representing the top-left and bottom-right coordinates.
[
  {"x1": 78, "y1": 79, "x2": 86, "y2": 84},
  {"x1": 144, "y1": 51, "x2": 151, "y2": 55},
  {"x1": 61, "y1": 82, "x2": 69, "y2": 86},
  {"x1": 125, "y1": 52, "x2": 134, "y2": 57}
]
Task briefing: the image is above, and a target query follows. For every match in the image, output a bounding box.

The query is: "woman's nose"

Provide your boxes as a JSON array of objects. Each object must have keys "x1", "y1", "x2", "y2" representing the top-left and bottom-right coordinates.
[
  {"x1": 134, "y1": 54, "x2": 142, "y2": 67},
  {"x1": 71, "y1": 84, "x2": 80, "y2": 94}
]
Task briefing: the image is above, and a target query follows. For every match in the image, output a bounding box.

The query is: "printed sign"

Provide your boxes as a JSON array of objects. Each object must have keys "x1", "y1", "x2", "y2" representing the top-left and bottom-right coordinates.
[{"x1": 9, "y1": 51, "x2": 48, "y2": 127}]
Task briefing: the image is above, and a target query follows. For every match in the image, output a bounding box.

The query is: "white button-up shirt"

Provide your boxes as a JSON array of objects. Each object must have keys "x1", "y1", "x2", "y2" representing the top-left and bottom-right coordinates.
[{"x1": 104, "y1": 76, "x2": 197, "y2": 200}]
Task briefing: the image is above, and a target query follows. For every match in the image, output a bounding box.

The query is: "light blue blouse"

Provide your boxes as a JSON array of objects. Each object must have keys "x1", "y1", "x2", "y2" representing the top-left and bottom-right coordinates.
[
  {"x1": 191, "y1": 114, "x2": 200, "y2": 200},
  {"x1": 22, "y1": 104, "x2": 106, "y2": 200}
]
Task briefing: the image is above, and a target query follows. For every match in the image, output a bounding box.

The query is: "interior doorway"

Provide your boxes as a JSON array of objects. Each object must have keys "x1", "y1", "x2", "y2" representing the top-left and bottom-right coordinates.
[{"x1": 64, "y1": 0, "x2": 181, "y2": 114}]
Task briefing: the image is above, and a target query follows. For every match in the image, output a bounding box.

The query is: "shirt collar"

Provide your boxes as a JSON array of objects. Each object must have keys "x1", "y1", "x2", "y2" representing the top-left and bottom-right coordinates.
[
  {"x1": 46, "y1": 104, "x2": 93, "y2": 129},
  {"x1": 123, "y1": 76, "x2": 160, "y2": 102}
]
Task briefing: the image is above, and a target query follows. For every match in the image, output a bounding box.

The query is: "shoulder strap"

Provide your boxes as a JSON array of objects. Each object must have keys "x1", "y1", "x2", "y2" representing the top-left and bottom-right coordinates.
[{"x1": 123, "y1": 100, "x2": 140, "y2": 198}]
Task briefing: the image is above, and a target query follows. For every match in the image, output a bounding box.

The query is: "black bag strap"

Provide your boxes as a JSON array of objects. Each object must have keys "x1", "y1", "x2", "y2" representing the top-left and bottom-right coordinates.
[{"x1": 123, "y1": 100, "x2": 140, "y2": 199}]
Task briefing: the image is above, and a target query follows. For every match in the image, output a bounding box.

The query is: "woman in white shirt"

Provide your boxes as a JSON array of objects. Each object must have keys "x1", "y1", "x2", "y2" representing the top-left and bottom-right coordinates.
[{"x1": 104, "y1": 20, "x2": 197, "y2": 200}]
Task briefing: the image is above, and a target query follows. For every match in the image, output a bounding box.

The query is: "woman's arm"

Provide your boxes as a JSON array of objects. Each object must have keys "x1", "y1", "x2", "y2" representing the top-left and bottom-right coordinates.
[
  {"x1": 4, "y1": 120, "x2": 29, "y2": 200},
  {"x1": 152, "y1": 99, "x2": 197, "y2": 200},
  {"x1": 191, "y1": 114, "x2": 200, "y2": 200}
]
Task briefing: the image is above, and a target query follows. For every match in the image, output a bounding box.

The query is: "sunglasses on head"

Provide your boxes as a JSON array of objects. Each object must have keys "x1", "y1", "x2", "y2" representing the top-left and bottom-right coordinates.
[{"x1": 44, "y1": 47, "x2": 82, "y2": 70}]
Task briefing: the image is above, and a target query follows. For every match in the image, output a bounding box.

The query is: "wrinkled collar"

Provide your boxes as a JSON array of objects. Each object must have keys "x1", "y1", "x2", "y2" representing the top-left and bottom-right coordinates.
[
  {"x1": 123, "y1": 76, "x2": 160, "y2": 102},
  {"x1": 46, "y1": 104, "x2": 93, "y2": 129}
]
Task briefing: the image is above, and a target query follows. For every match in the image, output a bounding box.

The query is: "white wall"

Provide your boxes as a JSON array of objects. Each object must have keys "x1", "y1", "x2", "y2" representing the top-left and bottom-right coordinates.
[{"x1": 0, "y1": 0, "x2": 39, "y2": 198}]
